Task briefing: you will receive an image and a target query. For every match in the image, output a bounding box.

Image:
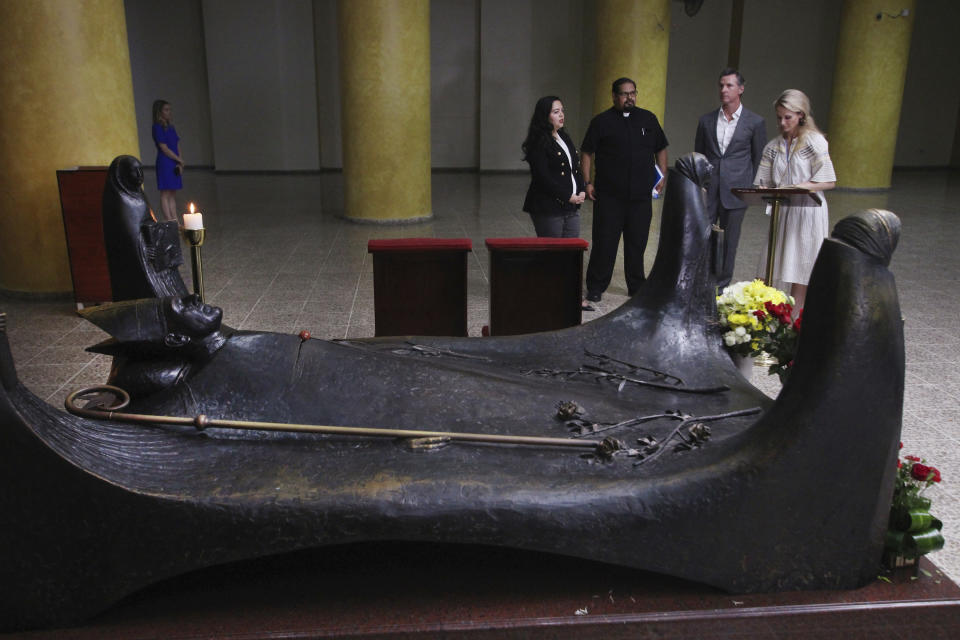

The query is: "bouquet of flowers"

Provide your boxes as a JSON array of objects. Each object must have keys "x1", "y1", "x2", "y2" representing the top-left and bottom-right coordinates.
[
  {"x1": 885, "y1": 445, "x2": 944, "y2": 566},
  {"x1": 717, "y1": 281, "x2": 800, "y2": 383},
  {"x1": 752, "y1": 300, "x2": 801, "y2": 383},
  {"x1": 717, "y1": 280, "x2": 786, "y2": 357}
]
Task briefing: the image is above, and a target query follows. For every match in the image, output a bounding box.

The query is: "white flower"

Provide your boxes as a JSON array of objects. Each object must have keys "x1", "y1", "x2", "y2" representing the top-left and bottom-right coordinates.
[
  {"x1": 734, "y1": 326, "x2": 746, "y2": 337},
  {"x1": 724, "y1": 333, "x2": 737, "y2": 347}
]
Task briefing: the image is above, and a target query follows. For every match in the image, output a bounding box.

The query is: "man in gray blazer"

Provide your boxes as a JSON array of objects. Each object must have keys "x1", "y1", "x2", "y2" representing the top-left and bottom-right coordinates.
[{"x1": 694, "y1": 68, "x2": 767, "y2": 289}]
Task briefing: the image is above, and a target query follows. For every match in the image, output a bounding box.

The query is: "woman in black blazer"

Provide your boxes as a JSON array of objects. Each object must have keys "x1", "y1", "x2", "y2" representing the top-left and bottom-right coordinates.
[{"x1": 522, "y1": 95, "x2": 586, "y2": 238}]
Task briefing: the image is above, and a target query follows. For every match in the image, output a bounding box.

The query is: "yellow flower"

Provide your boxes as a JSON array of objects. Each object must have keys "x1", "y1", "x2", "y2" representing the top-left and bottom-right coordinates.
[
  {"x1": 743, "y1": 279, "x2": 787, "y2": 308},
  {"x1": 727, "y1": 313, "x2": 750, "y2": 327}
]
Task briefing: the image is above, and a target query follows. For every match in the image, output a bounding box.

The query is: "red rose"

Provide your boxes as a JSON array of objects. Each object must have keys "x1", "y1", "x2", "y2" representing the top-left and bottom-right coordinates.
[
  {"x1": 753, "y1": 310, "x2": 766, "y2": 319},
  {"x1": 905, "y1": 455, "x2": 921, "y2": 462},
  {"x1": 770, "y1": 303, "x2": 792, "y2": 324},
  {"x1": 899, "y1": 442, "x2": 903, "y2": 449},
  {"x1": 761, "y1": 301, "x2": 793, "y2": 325},
  {"x1": 911, "y1": 463, "x2": 939, "y2": 482},
  {"x1": 897, "y1": 460, "x2": 902, "y2": 468}
]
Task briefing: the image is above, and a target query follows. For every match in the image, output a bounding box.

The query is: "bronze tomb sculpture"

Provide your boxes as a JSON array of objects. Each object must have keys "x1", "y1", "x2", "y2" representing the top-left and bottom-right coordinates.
[{"x1": 0, "y1": 154, "x2": 904, "y2": 631}]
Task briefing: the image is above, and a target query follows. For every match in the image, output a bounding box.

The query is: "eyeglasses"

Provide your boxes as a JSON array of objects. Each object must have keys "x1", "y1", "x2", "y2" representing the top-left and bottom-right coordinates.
[{"x1": 616, "y1": 91, "x2": 638, "y2": 98}]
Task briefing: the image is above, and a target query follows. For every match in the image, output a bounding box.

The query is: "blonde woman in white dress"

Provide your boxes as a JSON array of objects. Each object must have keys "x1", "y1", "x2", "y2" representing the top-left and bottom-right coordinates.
[{"x1": 754, "y1": 89, "x2": 836, "y2": 311}]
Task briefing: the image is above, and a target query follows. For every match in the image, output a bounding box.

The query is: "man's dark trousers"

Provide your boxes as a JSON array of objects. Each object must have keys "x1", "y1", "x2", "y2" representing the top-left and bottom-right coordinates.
[
  {"x1": 585, "y1": 196, "x2": 652, "y2": 298},
  {"x1": 715, "y1": 204, "x2": 746, "y2": 290}
]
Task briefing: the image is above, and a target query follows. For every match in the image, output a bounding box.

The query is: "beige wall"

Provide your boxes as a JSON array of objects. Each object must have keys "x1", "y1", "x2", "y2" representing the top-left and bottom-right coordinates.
[
  {"x1": 432, "y1": 0, "x2": 480, "y2": 169},
  {"x1": 663, "y1": 0, "x2": 733, "y2": 156},
  {"x1": 894, "y1": 0, "x2": 960, "y2": 167},
  {"x1": 125, "y1": 0, "x2": 214, "y2": 167},
  {"x1": 479, "y1": 0, "x2": 588, "y2": 170},
  {"x1": 739, "y1": 0, "x2": 842, "y2": 144},
  {"x1": 202, "y1": 0, "x2": 319, "y2": 171},
  {"x1": 666, "y1": 0, "x2": 842, "y2": 155},
  {"x1": 123, "y1": 0, "x2": 960, "y2": 171},
  {"x1": 313, "y1": 0, "x2": 342, "y2": 169}
]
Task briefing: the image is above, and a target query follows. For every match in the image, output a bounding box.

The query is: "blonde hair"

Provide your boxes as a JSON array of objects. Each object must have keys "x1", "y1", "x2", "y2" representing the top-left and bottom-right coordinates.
[
  {"x1": 774, "y1": 89, "x2": 822, "y2": 140},
  {"x1": 152, "y1": 99, "x2": 170, "y2": 127}
]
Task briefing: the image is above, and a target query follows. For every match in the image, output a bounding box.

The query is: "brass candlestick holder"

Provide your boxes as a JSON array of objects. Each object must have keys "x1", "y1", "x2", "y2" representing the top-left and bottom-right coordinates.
[{"x1": 185, "y1": 228, "x2": 206, "y2": 302}]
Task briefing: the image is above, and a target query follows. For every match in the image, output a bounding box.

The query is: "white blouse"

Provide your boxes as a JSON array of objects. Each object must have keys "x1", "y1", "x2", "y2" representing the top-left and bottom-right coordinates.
[
  {"x1": 755, "y1": 130, "x2": 836, "y2": 189},
  {"x1": 553, "y1": 134, "x2": 576, "y2": 197},
  {"x1": 753, "y1": 130, "x2": 837, "y2": 287}
]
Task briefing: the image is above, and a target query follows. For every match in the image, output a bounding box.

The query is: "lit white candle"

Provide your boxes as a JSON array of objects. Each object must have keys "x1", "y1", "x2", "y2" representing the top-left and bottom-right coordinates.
[{"x1": 184, "y1": 202, "x2": 204, "y2": 230}]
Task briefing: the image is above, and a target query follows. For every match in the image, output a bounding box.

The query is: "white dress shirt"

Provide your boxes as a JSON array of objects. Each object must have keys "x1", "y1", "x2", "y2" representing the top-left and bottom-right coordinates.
[{"x1": 716, "y1": 103, "x2": 743, "y2": 155}]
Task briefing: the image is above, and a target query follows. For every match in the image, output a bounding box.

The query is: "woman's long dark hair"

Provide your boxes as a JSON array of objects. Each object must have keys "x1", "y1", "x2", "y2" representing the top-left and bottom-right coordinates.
[{"x1": 522, "y1": 95, "x2": 562, "y2": 160}]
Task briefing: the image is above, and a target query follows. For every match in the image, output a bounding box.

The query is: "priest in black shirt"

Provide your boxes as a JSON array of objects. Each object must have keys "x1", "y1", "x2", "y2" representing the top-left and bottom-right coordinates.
[{"x1": 581, "y1": 77, "x2": 668, "y2": 303}]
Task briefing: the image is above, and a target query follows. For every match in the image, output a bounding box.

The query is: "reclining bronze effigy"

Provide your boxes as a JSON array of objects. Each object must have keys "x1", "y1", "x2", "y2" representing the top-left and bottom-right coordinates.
[{"x1": 0, "y1": 154, "x2": 904, "y2": 631}]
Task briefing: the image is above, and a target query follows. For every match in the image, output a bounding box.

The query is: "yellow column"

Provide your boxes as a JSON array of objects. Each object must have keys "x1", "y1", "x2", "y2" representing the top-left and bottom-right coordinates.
[
  {"x1": 0, "y1": 0, "x2": 139, "y2": 293},
  {"x1": 338, "y1": 0, "x2": 431, "y2": 222},
  {"x1": 828, "y1": 0, "x2": 915, "y2": 189},
  {"x1": 592, "y1": 0, "x2": 670, "y2": 122}
]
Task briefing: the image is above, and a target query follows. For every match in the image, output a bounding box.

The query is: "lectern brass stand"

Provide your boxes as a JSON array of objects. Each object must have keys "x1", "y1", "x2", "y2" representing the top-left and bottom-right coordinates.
[{"x1": 731, "y1": 188, "x2": 822, "y2": 285}]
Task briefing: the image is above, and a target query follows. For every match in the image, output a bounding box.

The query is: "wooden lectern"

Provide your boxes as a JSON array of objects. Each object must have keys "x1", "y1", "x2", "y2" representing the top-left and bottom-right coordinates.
[
  {"x1": 57, "y1": 166, "x2": 112, "y2": 308},
  {"x1": 732, "y1": 188, "x2": 822, "y2": 285},
  {"x1": 367, "y1": 238, "x2": 472, "y2": 337},
  {"x1": 485, "y1": 237, "x2": 588, "y2": 336}
]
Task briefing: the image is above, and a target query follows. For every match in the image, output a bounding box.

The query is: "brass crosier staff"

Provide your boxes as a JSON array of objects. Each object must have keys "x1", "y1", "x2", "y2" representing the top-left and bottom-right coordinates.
[{"x1": 65, "y1": 385, "x2": 608, "y2": 452}]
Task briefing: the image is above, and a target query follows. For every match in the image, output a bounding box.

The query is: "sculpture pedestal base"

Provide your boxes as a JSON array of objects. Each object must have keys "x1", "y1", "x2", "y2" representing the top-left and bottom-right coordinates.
[{"x1": 43, "y1": 545, "x2": 960, "y2": 639}]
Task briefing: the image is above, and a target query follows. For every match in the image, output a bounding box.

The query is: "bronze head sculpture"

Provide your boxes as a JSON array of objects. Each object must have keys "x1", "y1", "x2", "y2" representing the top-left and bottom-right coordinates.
[{"x1": 81, "y1": 294, "x2": 227, "y2": 398}]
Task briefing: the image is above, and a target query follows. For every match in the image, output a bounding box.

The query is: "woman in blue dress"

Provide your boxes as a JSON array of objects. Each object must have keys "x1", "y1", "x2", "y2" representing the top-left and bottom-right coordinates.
[{"x1": 151, "y1": 99, "x2": 185, "y2": 223}]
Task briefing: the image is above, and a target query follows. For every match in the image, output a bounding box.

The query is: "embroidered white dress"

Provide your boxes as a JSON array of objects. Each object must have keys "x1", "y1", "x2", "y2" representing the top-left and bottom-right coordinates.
[{"x1": 754, "y1": 131, "x2": 836, "y2": 287}]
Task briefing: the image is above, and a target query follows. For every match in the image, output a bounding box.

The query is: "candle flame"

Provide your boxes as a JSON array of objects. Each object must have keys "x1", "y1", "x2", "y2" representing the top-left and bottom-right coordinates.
[{"x1": 188, "y1": 202, "x2": 196, "y2": 214}]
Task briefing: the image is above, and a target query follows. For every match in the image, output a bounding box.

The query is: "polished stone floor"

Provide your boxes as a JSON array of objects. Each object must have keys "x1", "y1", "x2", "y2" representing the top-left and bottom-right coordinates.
[{"x1": 2, "y1": 166, "x2": 959, "y2": 585}]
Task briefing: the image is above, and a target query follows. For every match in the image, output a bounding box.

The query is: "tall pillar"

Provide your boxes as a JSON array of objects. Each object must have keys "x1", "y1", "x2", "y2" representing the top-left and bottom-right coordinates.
[
  {"x1": 592, "y1": 0, "x2": 670, "y2": 122},
  {"x1": 338, "y1": 0, "x2": 431, "y2": 222},
  {"x1": 828, "y1": 0, "x2": 915, "y2": 189},
  {"x1": 0, "y1": 0, "x2": 139, "y2": 293}
]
